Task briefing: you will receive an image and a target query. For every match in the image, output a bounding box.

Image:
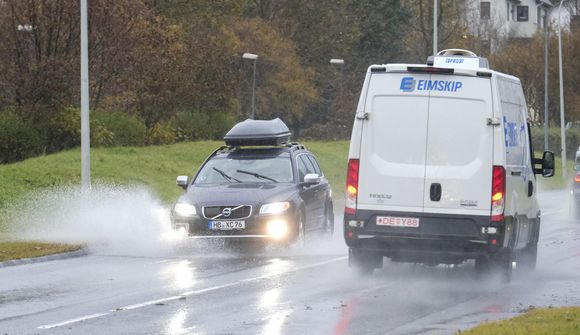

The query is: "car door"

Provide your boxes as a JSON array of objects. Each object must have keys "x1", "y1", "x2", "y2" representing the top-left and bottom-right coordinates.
[
  {"x1": 297, "y1": 154, "x2": 318, "y2": 230},
  {"x1": 357, "y1": 72, "x2": 430, "y2": 214},
  {"x1": 306, "y1": 154, "x2": 328, "y2": 229},
  {"x1": 423, "y1": 75, "x2": 493, "y2": 217}
]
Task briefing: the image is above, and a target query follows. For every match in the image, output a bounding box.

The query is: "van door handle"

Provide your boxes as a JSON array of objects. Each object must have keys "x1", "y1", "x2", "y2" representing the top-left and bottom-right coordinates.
[
  {"x1": 511, "y1": 171, "x2": 522, "y2": 176},
  {"x1": 430, "y1": 183, "x2": 442, "y2": 202},
  {"x1": 487, "y1": 117, "x2": 501, "y2": 126},
  {"x1": 356, "y1": 112, "x2": 369, "y2": 120},
  {"x1": 528, "y1": 181, "x2": 534, "y2": 197}
]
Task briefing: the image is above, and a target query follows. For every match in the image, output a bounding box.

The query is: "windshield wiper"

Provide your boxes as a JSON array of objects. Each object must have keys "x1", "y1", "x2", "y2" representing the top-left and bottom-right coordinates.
[
  {"x1": 236, "y1": 169, "x2": 278, "y2": 183},
  {"x1": 213, "y1": 167, "x2": 241, "y2": 183}
]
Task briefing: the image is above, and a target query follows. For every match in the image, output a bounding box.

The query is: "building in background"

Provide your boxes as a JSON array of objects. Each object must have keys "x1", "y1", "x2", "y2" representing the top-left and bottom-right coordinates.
[{"x1": 463, "y1": 0, "x2": 556, "y2": 52}]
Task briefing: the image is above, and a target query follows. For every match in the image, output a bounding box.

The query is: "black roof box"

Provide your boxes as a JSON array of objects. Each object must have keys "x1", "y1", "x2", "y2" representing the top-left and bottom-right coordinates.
[{"x1": 224, "y1": 118, "x2": 291, "y2": 146}]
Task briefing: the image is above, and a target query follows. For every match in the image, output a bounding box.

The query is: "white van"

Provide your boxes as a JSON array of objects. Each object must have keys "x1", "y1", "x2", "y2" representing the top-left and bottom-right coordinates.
[{"x1": 344, "y1": 49, "x2": 555, "y2": 280}]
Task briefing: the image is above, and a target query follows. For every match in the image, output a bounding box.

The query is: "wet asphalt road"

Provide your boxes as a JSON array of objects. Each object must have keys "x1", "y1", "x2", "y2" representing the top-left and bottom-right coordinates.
[{"x1": 1, "y1": 190, "x2": 579, "y2": 335}]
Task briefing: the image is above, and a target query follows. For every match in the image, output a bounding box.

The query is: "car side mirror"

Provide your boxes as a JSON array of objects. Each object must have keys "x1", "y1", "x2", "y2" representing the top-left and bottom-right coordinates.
[
  {"x1": 535, "y1": 151, "x2": 554, "y2": 177},
  {"x1": 303, "y1": 173, "x2": 321, "y2": 185},
  {"x1": 176, "y1": 175, "x2": 189, "y2": 189}
]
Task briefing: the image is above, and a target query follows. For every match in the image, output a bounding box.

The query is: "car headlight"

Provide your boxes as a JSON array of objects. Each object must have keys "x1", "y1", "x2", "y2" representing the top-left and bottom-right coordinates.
[
  {"x1": 260, "y1": 201, "x2": 290, "y2": 214},
  {"x1": 174, "y1": 203, "x2": 197, "y2": 217}
]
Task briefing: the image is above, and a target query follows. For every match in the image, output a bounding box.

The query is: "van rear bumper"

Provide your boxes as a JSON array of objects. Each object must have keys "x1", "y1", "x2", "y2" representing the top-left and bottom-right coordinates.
[{"x1": 344, "y1": 209, "x2": 505, "y2": 264}]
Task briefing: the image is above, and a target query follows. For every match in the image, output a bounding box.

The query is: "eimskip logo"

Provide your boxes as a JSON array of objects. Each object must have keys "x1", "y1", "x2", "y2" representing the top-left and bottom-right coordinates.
[{"x1": 400, "y1": 77, "x2": 415, "y2": 92}]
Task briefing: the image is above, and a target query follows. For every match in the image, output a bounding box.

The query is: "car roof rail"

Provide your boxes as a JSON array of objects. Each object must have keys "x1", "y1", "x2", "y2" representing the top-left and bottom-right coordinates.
[{"x1": 285, "y1": 142, "x2": 306, "y2": 151}]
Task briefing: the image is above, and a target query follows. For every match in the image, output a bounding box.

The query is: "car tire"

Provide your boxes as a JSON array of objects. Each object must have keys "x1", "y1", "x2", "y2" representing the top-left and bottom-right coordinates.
[
  {"x1": 474, "y1": 256, "x2": 492, "y2": 277},
  {"x1": 518, "y1": 241, "x2": 538, "y2": 271},
  {"x1": 323, "y1": 204, "x2": 334, "y2": 237},
  {"x1": 349, "y1": 248, "x2": 381, "y2": 276},
  {"x1": 494, "y1": 251, "x2": 513, "y2": 283},
  {"x1": 294, "y1": 212, "x2": 306, "y2": 246}
]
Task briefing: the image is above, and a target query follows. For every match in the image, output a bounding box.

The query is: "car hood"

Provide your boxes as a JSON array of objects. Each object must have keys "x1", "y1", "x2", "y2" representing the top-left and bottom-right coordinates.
[{"x1": 178, "y1": 183, "x2": 297, "y2": 207}]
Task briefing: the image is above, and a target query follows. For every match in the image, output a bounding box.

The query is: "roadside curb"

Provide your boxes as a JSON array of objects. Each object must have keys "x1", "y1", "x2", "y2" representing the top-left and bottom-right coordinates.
[{"x1": 0, "y1": 248, "x2": 88, "y2": 268}]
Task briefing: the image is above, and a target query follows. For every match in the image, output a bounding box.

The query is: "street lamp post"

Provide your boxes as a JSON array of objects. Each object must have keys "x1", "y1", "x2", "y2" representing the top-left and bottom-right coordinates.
[
  {"x1": 557, "y1": 0, "x2": 567, "y2": 181},
  {"x1": 330, "y1": 58, "x2": 345, "y2": 101},
  {"x1": 242, "y1": 53, "x2": 258, "y2": 119},
  {"x1": 80, "y1": 0, "x2": 90, "y2": 190},
  {"x1": 433, "y1": 0, "x2": 438, "y2": 55},
  {"x1": 544, "y1": 9, "x2": 549, "y2": 151},
  {"x1": 330, "y1": 58, "x2": 346, "y2": 136}
]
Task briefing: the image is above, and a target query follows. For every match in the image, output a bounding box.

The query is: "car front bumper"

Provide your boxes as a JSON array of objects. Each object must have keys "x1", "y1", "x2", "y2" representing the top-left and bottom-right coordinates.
[{"x1": 171, "y1": 213, "x2": 299, "y2": 243}]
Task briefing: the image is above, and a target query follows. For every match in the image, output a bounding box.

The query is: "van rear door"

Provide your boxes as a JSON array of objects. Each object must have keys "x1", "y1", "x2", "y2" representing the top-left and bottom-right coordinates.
[
  {"x1": 357, "y1": 73, "x2": 430, "y2": 213},
  {"x1": 423, "y1": 75, "x2": 493, "y2": 216}
]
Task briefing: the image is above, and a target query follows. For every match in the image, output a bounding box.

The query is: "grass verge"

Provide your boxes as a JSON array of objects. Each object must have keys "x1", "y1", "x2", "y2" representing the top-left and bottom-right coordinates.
[
  {"x1": 0, "y1": 141, "x2": 350, "y2": 233},
  {"x1": 0, "y1": 241, "x2": 82, "y2": 262},
  {"x1": 458, "y1": 307, "x2": 580, "y2": 334}
]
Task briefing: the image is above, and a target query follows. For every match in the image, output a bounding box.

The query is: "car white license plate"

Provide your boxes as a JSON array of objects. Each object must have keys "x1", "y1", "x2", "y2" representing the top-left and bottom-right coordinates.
[
  {"x1": 208, "y1": 220, "x2": 245, "y2": 230},
  {"x1": 376, "y1": 216, "x2": 420, "y2": 228}
]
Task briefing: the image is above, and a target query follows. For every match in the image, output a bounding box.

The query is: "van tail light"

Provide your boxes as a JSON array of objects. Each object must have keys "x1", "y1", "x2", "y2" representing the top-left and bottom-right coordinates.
[
  {"x1": 345, "y1": 159, "x2": 359, "y2": 215},
  {"x1": 491, "y1": 166, "x2": 505, "y2": 222},
  {"x1": 575, "y1": 174, "x2": 580, "y2": 183}
]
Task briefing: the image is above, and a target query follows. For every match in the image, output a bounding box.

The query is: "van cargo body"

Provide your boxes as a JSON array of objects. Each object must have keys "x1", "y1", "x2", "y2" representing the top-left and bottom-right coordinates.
[{"x1": 344, "y1": 54, "x2": 554, "y2": 278}]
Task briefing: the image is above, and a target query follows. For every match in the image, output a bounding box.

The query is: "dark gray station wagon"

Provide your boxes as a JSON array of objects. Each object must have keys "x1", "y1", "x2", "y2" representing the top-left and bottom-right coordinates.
[{"x1": 171, "y1": 118, "x2": 334, "y2": 246}]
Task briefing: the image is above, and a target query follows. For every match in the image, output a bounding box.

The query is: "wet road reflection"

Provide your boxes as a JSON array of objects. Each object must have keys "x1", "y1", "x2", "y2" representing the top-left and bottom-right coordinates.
[
  {"x1": 164, "y1": 260, "x2": 195, "y2": 290},
  {"x1": 262, "y1": 309, "x2": 293, "y2": 335},
  {"x1": 2, "y1": 191, "x2": 579, "y2": 335}
]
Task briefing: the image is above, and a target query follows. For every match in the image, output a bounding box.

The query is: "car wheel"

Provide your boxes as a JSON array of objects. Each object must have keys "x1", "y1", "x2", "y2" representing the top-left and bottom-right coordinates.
[
  {"x1": 323, "y1": 205, "x2": 334, "y2": 237},
  {"x1": 493, "y1": 251, "x2": 513, "y2": 283},
  {"x1": 518, "y1": 241, "x2": 538, "y2": 272},
  {"x1": 294, "y1": 213, "x2": 306, "y2": 246},
  {"x1": 349, "y1": 248, "x2": 381, "y2": 276},
  {"x1": 474, "y1": 256, "x2": 492, "y2": 277}
]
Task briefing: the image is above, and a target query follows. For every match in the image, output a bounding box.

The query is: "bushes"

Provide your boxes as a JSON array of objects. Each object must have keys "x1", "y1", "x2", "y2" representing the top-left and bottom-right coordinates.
[
  {"x1": 172, "y1": 111, "x2": 236, "y2": 141},
  {"x1": 147, "y1": 122, "x2": 176, "y2": 145},
  {"x1": 0, "y1": 106, "x2": 237, "y2": 164},
  {"x1": 0, "y1": 110, "x2": 43, "y2": 163},
  {"x1": 92, "y1": 111, "x2": 146, "y2": 147},
  {"x1": 531, "y1": 127, "x2": 580, "y2": 159},
  {"x1": 48, "y1": 107, "x2": 114, "y2": 149}
]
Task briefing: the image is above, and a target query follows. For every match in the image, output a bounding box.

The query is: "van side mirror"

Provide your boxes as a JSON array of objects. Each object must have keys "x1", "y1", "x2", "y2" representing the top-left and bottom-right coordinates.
[
  {"x1": 533, "y1": 151, "x2": 554, "y2": 177},
  {"x1": 176, "y1": 175, "x2": 189, "y2": 189}
]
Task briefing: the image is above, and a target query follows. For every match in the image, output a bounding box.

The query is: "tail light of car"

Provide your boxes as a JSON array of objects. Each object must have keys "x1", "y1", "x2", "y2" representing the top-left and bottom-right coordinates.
[
  {"x1": 491, "y1": 166, "x2": 505, "y2": 222},
  {"x1": 345, "y1": 159, "x2": 359, "y2": 215},
  {"x1": 575, "y1": 174, "x2": 580, "y2": 183}
]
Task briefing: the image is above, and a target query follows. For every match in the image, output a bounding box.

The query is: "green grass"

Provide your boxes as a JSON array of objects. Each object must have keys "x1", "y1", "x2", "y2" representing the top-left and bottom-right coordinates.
[
  {"x1": 458, "y1": 307, "x2": 580, "y2": 335},
  {"x1": 0, "y1": 241, "x2": 82, "y2": 262},
  {"x1": 0, "y1": 141, "x2": 350, "y2": 232}
]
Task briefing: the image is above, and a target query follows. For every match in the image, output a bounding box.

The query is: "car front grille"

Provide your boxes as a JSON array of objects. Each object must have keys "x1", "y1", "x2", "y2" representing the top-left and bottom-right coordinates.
[{"x1": 202, "y1": 205, "x2": 253, "y2": 220}]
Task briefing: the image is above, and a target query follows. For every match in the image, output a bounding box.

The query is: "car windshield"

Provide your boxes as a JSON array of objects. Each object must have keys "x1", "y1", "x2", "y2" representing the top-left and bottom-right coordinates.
[{"x1": 194, "y1": 155, "x2": 293, "y2": 184}]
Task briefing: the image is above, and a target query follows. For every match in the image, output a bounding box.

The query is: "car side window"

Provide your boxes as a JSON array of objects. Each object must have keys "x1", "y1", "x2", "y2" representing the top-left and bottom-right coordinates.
[
  {"x1": 301, "y1": 155, "x2": 317, "y2": 174},
  {"x1": 297, "y1": 156, "x2": 310, "y2": 182},
  {"x1": 306, "y1": 155, "x2": 322, "y2": 176}
]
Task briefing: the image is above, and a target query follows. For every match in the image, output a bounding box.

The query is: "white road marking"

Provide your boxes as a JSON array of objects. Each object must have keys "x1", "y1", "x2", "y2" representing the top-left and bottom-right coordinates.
[
  {"x1": 37, "y1": 256, "x2": 347, "y2": 330},
  {"x1": 37, "y1": 313, "x2": 110, "y2": 329}
]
